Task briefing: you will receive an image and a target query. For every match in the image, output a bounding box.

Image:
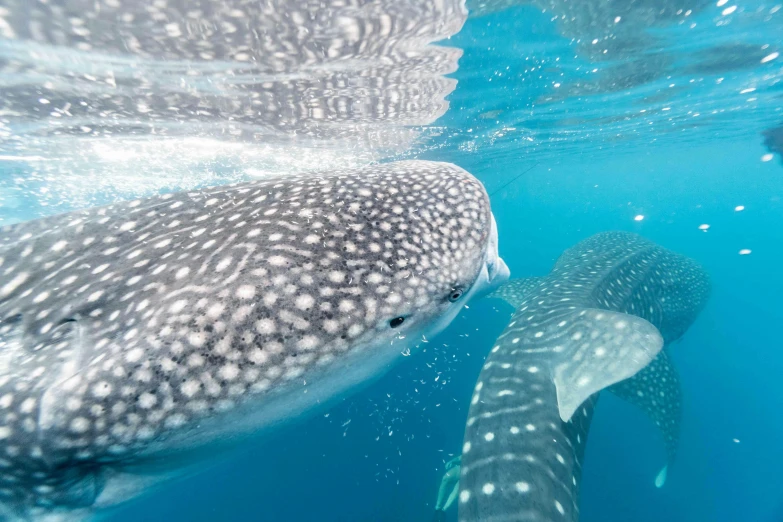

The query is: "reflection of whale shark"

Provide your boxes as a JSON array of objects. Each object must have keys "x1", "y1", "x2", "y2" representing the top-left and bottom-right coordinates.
[
  {"x1": 0, "y1": 160, "x2": 509, "y2": 520},
  {"x1": 0, "y1": 0, "x2": 466, "y2": 144},
  {"x1": 458, "y1": 232, "x2": 709, "y2": 522}
]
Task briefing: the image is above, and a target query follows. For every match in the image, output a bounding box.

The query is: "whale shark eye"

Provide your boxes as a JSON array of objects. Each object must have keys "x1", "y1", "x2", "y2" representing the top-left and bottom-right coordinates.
[
  {"x1": 389, "y1": 317, "x2": 405, "y2": 328},
  {"x1": 448, "y1": 288, "x2": 464, "y2": 302}
]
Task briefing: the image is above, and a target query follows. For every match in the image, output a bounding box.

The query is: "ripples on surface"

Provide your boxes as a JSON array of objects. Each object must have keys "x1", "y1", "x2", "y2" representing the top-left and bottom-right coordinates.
[
  {"x1": 0, "y1": 0, "x2": 466, "y2": 219},
  {"x1": 0, "y1": 0, "x2": 780, "y2": 217},
  {"x1": 439, "y1": 0, "x2": 782, "y2": 165}
]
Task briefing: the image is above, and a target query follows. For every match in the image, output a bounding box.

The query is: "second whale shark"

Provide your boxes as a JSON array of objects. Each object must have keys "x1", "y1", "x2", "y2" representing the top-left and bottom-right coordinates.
[{"x1": 457, "y1": 231, "x2": 709, "y2": 522}]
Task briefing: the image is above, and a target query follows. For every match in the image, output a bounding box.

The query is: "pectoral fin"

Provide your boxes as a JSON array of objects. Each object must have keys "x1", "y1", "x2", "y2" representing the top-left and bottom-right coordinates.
[{"x1": 551, "y1": 309, "x2": 664, "y2": 422}]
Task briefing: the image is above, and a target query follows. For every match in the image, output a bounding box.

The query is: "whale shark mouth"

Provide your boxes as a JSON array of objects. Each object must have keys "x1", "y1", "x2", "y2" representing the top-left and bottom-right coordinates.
[{"x1": 471, "y1": 212, "x2": 510, "y2": 301}]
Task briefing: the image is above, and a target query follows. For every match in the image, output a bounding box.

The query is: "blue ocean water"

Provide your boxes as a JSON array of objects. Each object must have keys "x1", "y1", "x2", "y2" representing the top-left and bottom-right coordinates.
[{"x1": 0, "y1": 0, "x2": 782, "y2": 521}]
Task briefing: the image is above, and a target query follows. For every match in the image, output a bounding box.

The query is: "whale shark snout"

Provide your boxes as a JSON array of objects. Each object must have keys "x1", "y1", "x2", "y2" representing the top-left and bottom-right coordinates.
[{"x1": 468, "y1": 213, "x2": 510, "y2": 301}]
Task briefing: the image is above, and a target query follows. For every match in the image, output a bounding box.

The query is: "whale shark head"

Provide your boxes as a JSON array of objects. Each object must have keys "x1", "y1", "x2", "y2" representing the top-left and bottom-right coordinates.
[{"x1": 0, "y1": 160, "x2": 508, "y2": 518}]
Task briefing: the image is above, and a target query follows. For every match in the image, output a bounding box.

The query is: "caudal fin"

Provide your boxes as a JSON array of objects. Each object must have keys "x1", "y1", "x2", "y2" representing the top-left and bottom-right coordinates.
[{"x1": 608, "y1": 349, "x2": 682, "y2": 488}]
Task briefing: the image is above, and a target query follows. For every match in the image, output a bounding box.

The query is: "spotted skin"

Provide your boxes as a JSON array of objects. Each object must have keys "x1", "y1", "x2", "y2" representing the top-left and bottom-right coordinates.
[
  {"x1": 485, "y1": 277, "x2": 544, "y2": 309},
  {"x1": 0, "y1": 160, "x2": 509, "y2": 520},
  {"x1": 459, "y1": 232, "x2": 709, "y2": 522},
  {"x1": 485, "y1": 233, "x2": 709, "y2": 481}
]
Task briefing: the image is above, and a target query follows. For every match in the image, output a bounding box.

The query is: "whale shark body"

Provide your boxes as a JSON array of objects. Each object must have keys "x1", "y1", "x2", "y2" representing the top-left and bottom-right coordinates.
[
  {"x1": 458, "y1": 231, "x2": 709, "y2": 522},
  {"x1": 0, "y1": 160, "x2": 508, "y2": 521}
]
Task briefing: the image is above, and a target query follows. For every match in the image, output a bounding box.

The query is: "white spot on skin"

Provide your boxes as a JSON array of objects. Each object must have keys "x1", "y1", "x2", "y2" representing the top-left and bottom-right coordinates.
[
  {"x1": 219, "y1": 364, "x2": 240, "y2": 381},
  {"x1": 634, "y1": 215, "x2": 644, "y2": 221},
  {"x1": 236, "y1": 285, "x2": 255, "y2": 299},
  {"x1": 484, "y1": 432, "x2": 495, "y2": 441},
  {"x1": 165, "y1": 414, "x2": 187, "y2": 429},
  {"x1": 181, "y1": 380, "x2": 200, "y2": 398},
  {"x1": 1, "y1": 273, "x2": 29, "y2": 297},
  {"x1": 527, "y1": 366, "x2": 539, "y2": 373},
  {"x1": 138, "y1": 393, "x2": 157, "y2": 409},
  {"x1": 70, "y1": 417, "x2": 90, "y2": 433},
  {"x1": 739, "y1": 249, "x2": 752, "y2": 255},
  {"x1": 525, "y1": 424, "x2": 536, "y2": 432},
  {"x1": 295, "y1": 295, "x2": 314, "y2": 310},
  {"x1": 515, "y1": 482, "x2": 530, "y2": 493},
  {"x1": 125, "y1": 348, "x2": 143, "y2": 363},
  {"x1": 267, "y1": 256, "x2": 288, "y2": 267},
  {"x1": 170, "y1": 300, "x2": 188, "y2": 313},
  {"x1": 19, "y1": 398, "x2": 36, "y2": 414},
  {"x1": 298, "y1": 335, "x2": 320, "y2": 350},
  {"x1": 482, "y1": 483, "x2": 495, "y2": 495},
  {"x1": 255, "y1": 319, "x2": 276, "y2": 334},
  {"x1": 555, "y1": 500, "x2": 565, "y2": 515},
  {"x1": 459, "y1": 490, "x2": 471, "y2": 503},
  {"x1": 463, "y1": 442, "x2": 471, "y2": 453},
  {"x1": 92, "y1": 382, "x2": 112, "y2": 398},
  {"x1": 510, "y1": 426, "x2": 520, "y2": 434}
]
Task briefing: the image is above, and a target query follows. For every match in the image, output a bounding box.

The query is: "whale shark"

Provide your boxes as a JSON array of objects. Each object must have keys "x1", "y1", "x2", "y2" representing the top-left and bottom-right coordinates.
[
  {"x1": 0, "y1": 160, "x2": 509, "y2": 521},
  {"x1": 486, "y1": 261, "x2": 708, "y2": 487},
  {"x1": 457, "y1": 231, "x2": 708, "y2": 522}
]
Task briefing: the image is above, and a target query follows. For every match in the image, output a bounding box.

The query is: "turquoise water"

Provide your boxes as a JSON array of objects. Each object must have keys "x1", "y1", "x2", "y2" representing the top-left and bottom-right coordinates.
[{"x1": 1, "y1": 0, "x2": 782, "y2": 520}]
